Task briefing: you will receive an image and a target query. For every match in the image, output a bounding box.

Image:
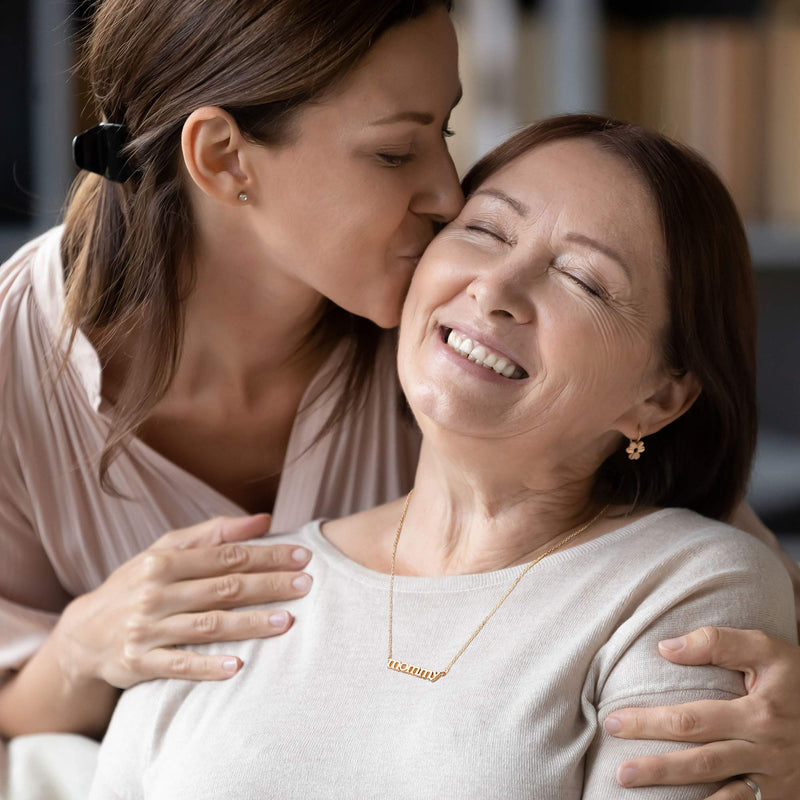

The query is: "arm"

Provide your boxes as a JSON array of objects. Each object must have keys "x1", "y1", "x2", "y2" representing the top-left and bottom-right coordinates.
[
  {"x1": 583, "y1": 527, "x2": 797, "y2": 799},
  {"x1": 0, "y1": 515, "x2": 312, "y2": 739},
  {"x1": 604, "y1": 628, "x2": 800, "y2": 800},
  {"x1": 604, "y1": 507, "x2": 800, "y2": 799}
]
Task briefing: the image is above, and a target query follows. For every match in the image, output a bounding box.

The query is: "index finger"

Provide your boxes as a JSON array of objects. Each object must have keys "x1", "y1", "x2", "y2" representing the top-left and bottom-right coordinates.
[
  {"x1": 154, "y1": 515, "x2": 272, "y2": 550},
  {"x1": 141, "y1": 542, "x2": 312, "y2": 583},
  {"x1": 603, "y1": 697, "x2": 751, "y2": 743}
]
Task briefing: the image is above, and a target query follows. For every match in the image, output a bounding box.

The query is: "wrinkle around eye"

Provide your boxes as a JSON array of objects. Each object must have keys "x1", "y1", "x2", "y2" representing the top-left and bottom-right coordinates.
[{"x1": 464, "y1": 223, "x2": 512, "y2": 245}]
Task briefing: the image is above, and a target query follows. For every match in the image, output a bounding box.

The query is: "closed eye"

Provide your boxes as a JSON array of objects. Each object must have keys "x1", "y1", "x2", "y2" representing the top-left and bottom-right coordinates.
[
  {"x1": 377, "y1": 152, "x2": 415, "y2": 167},
  {"x1": 466, "y1": 224, "x2": 508, "y2": 244},
  {"x1": 563, "y1": 270, "x2": 605, "y2": 299}
]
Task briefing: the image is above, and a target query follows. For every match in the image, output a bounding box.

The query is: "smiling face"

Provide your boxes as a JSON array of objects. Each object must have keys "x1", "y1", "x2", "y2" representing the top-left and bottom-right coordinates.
[
  {"x1": 243, "y1": 5, "x2": 463, "y2": 328},
  {"x1": 398, "y1": 137, "x2": 677, "y2": 471}
]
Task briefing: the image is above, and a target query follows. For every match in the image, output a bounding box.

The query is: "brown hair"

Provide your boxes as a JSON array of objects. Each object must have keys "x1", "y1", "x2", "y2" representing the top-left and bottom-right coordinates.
[
  {"x1": 462, "y1": 114, "x2": 757, "y2": 521},
  {"x1": 62, "y1": 0, "x2": 452, "y2": 490}
]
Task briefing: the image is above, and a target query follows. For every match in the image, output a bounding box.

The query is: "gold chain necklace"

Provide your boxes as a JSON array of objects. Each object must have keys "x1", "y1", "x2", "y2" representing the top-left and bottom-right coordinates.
[{"x1": 387, "y1": 490, "x2": 609, "y2": 683}]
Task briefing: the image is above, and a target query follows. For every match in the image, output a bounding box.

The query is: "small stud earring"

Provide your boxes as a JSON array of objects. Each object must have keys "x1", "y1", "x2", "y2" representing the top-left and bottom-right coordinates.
[
  {"x1": 626, "y1": 426, "x2": 645, "y2": 461},
  {"x1": 237, "y1": 191, "x2": 248, "y2": 203}
]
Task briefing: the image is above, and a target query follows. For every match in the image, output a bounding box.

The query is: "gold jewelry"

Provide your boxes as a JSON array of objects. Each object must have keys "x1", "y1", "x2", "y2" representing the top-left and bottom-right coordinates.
[
  {"x1": 626, "y1": 426, "x2": 645, "y2": 460},
  {"x1": 387, "y1": 490, "x2": 609, "y2": 683}
]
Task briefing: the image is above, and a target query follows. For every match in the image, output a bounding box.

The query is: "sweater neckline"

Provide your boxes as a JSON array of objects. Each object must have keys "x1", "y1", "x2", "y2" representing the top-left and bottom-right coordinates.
[{"x1": 305, "y1": 508, "x2": 681, "y2": 593}]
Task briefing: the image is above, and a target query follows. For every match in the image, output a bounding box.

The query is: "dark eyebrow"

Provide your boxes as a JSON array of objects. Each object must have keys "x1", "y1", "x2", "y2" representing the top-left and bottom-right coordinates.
[
  {"x1": 565, "y1": 232, "x2": 632, "y2": 281},
  {"x1": 372, "y1": 86, "x2": 463, "y2": 127},
  {"x1": 470, "y1": 188, "x2": 530, "y2": 217}
]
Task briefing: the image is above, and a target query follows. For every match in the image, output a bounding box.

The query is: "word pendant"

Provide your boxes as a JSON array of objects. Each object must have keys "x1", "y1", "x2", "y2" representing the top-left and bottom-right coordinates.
[{"x1": 387, "y1": 658, "x2": 446, "y2": 682}]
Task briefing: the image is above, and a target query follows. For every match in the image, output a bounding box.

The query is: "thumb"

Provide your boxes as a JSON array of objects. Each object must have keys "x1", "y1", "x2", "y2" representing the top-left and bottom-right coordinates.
[{"x1": 658, "y1": 625, "x2": 776, "y2": 679}]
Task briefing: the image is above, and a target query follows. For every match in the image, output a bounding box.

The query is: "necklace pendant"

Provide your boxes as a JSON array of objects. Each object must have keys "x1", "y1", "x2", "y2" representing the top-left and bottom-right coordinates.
[{"x1": 387, "y1": 658, "x2": 445, "y2": 682}]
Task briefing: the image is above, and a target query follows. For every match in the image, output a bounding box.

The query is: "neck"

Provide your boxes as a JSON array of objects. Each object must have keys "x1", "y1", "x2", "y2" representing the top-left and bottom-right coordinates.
[
  {"x1": 392, "y1": 438, "x2": 607, "y2": 577},
  {"x1": 174, "y1": 218, "x2": 335, "y2": 403}
]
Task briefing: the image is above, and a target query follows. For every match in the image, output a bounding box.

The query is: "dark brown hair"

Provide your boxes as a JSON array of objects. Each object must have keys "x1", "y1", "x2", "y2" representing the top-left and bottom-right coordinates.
[
  {"x1": 462, "y1": 114, "x2": 756, "y2": 521},
  {"x1": 62, "y1": 0, "x2": 452, "y2": 489}
]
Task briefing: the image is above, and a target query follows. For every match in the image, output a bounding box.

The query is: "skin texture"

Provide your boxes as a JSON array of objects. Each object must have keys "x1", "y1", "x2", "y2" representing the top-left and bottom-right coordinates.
[{"x1": 0, "y1": 7, "x2": 464, "y2": 738}]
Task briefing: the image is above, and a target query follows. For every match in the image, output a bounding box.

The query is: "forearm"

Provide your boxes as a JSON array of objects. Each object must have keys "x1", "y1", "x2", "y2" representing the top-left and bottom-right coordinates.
[{"x1": 0, "y1": 623, "x2": 119, "y2": 739}]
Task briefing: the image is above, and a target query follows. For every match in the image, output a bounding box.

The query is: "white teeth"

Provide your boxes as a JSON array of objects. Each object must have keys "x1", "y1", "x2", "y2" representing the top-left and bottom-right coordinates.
[
  {"x1": 470, "y1": 345, "x2": 488, "y2": 362},
  {"x1": 443, "y1": 328, "x2": 524, "y2": 379}
]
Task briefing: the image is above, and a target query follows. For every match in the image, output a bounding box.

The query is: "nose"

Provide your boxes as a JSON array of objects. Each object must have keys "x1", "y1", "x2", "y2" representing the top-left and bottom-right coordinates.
[
  {"x1": 410, "y1": 146, "x2": 464, "y2": 224},
  {"x1": 467, "y1": 263, "x2": 536, "y2": 325}
]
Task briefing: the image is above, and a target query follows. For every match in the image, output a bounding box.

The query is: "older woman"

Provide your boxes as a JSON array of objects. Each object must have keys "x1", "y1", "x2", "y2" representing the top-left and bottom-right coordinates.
[{"x1": 87, "y1": 115, "x2": 797, "y2": 800}]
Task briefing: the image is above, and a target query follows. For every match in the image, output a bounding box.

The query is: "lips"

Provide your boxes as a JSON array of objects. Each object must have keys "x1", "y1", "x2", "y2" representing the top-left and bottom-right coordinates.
[{"x1": 441, "y1": 326, "x2": 529, "y2": 380}]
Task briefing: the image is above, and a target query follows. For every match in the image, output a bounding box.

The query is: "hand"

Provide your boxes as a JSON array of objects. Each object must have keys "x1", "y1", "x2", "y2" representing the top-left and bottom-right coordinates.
[
  {"x1": 604, "y1": 627, "x2": 800, "y2": 799},
  {"x1": 54, "y1": 515, "x2": 313, "y2": 689}
]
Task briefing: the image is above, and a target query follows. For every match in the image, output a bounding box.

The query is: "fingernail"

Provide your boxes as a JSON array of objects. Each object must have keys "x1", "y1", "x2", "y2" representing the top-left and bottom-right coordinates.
[
  {"x1": 292, "y1": 574, "x2": 312, "y2": 592},
  {"x1": 270, "y1": 611, "x2": 289, "y2": 627},
  {"x1": 222, "y1": 657, "x2": 240, "y2": 674},
  {"x1": 618, "y1": 765, "x2": 638, "y2": 786},
  {"x1": 292, "y1": 547, "x2": 310, "y2": 564},
  {"x1": 659, "y1": 636, "x2": 686, "y2": 652},
  {"x1": 604, "y1": 716, "x2": 622, "y2": 735}
]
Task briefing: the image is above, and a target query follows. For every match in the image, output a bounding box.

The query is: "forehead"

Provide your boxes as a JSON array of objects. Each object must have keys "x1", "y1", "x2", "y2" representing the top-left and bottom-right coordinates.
[
  {"x1": 481, "y1": 138, "x2": 665, "y2": 269},
  {"x1": 318, "y1": 7, "x2": 460, "y2": 122}
]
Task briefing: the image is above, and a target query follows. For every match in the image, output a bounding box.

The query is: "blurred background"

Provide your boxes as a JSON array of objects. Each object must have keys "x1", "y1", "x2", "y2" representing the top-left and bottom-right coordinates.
[{"x1": 0, "y1": 0, "x2": 798, "y2": 555}]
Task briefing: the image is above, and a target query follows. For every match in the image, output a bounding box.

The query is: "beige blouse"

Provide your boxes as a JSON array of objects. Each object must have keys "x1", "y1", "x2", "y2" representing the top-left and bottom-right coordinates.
[{"x1": 0, "y1": 228, "x2": 421, "y2": 677}]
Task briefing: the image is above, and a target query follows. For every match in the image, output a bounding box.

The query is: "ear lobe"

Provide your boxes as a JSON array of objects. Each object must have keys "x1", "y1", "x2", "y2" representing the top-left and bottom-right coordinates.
[
  {"x1": 616, "y1": 370, "x2": 702, "y2": 440},
  {"x1": 181, "y1": 107, "x2": 249, "y2": 204},
  {"x1": 641, "y1": 370, "x2": 702, "y2": 437}
]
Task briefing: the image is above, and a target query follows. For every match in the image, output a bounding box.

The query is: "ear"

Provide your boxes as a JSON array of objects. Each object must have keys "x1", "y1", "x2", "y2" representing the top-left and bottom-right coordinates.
[
  {"x1": 616, "y1": 370, "x2": 702, "y2": 440},
  {"x1": 181, "y1": 107, "x2": 251, "y2": 205}
]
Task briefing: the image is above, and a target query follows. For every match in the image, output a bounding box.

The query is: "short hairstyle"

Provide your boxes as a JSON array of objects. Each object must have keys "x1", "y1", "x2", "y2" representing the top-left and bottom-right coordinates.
[{"x1": 462, "y1": 114, "x2": 756, "y2": 521}]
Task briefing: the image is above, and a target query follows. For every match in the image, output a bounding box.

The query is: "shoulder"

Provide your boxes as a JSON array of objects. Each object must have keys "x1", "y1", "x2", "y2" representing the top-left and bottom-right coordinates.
[
  {"x1": 612, "y1": 507, "x2": 790, "y2": 580},
  {"x1": 598, "y1": 507, "x2": 797, "y2": 646},
  {"x1": 0, "y1": 230, "x2": 61, "y2": 432}
]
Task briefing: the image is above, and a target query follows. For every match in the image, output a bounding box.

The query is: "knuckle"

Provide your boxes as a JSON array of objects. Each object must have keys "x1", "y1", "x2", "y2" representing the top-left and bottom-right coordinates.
[
  {"x1": 120, "y1": 643, "x2": 144, "y2": 675},
  {"x1": 209, "y1": 517, "x2": 228, "y2": 544},
  {"x1": 141, "y1": 552, "x2": 170, "y2": 580},
  {"x1": 169, "y1": 653, "x2": 190, "y2": 675},
  {"x1": 219, "y1": 544, "x2": 249, "y2": 569},
  {"x1": 670, "y1": 710, "x2": 699, "y2": 737},
  {"x1": 135, "y1": 585, "x2": 163, "y2": 615},
  {"x1": 194, "y1": 611, "x2": 222, "y2": 636},
  {"x1": 692, "y1": 748, "x2": 722, "y2": 779},
  {"x1": 124, "y1": 615, "x2": 149, "y2": 645},
  {"x1": 247, "y1": 611, "x2": 264, "y2": 630},
  {"x1": 214, "y1": 575, "x2": 243, "y2": 600},
  {"x1": 698, "y1": 625, "x2": 722, "y2": 648}
]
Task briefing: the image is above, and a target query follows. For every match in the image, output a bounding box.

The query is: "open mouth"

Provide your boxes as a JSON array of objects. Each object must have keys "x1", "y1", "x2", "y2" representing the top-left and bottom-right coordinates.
[{"x1": 440, "y1": 327, "x2": 528, "y2": 380}]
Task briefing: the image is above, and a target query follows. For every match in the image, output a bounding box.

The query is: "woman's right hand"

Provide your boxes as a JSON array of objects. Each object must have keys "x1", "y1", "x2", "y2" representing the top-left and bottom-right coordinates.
[{"x1": 54, "y1": 514, "x2": 312, "y2": 689}]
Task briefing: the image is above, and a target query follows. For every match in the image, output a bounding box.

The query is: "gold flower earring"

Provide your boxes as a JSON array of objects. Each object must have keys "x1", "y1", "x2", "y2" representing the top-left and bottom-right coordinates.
[{"x1": 626, "y1": 426, "x2": 645, "y2": 461}]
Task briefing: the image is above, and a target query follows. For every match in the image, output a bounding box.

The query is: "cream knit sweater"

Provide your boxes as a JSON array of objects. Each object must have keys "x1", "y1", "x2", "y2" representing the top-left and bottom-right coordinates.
[{"x1": 90, "y1": 509, "x2": 796, "y2": 799}]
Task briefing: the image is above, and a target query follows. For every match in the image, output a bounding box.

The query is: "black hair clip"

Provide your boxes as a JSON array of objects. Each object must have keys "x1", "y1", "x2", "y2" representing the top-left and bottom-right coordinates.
[{"x1": 72, "y1": 123, "x2": 133, "y2": 183}]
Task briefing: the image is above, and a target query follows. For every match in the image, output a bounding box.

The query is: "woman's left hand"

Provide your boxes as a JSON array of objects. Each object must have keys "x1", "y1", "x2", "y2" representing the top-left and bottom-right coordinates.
[{"x1": 603, "y1": 626, "x2": 800, "y2": 799}]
